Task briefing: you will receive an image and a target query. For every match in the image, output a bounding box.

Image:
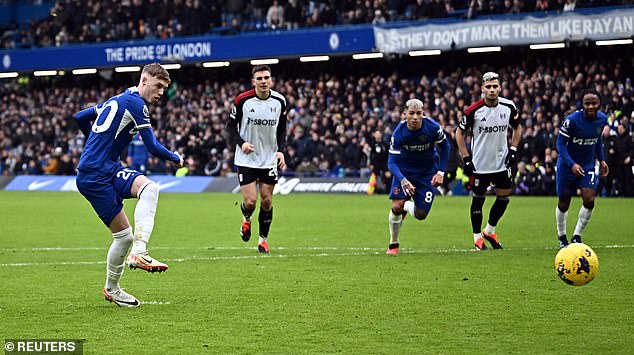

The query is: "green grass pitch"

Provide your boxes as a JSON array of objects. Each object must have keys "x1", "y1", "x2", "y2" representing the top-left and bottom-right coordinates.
[{"x1": 1, "y1": 191, "x2": 633, "y2": 354}]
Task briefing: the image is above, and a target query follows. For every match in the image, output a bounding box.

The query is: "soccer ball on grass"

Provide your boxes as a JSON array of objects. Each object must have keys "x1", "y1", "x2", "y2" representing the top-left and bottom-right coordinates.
[{"x1": 554, "y1": 243, "x2": 599, "y2": 286}]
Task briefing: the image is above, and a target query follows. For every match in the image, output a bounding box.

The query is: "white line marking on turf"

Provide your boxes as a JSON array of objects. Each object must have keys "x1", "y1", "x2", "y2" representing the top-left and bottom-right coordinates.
[
  {"x1": 2, "y1": 244, "x2": 633, "y2": 267},
  {"x1": 140, "y1": 301, "x2": 171, "y2": 305},
  {"x1": 0, "y1": 246, "x2": 386, "y2": 252}
]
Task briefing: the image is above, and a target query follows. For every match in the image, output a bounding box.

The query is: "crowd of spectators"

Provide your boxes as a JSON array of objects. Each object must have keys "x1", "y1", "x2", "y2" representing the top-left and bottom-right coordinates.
[
  {"x1": 1, "y1": 0, "x2": 630, "y2": 49},
  {"x1": 1, "y1": 47, "x2": 633, "y2": 196}
]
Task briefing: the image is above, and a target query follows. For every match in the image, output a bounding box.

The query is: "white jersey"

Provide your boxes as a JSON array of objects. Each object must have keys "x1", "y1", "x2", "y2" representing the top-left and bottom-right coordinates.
[
  {"x1": 459, "y1": 97, "x2": 520, "y2": 173},
  {"x1": 229, "y1": 88, "x2": 287, "y2": 168}
]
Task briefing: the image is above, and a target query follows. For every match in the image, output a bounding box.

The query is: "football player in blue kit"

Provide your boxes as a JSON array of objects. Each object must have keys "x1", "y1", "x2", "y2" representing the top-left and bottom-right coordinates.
[
  {"x1": 385, "y1": 98, "x2": 450, "y2": 255},
  {"x1": 555, "y1": 90, "x2": 609, "y2": 248},
  {"x1": 73, "y1": 63, "x2": 183, "y2": 307}
]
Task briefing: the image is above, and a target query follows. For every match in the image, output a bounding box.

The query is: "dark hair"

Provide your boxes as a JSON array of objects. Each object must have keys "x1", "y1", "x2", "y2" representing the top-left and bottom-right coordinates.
[
  {"x1": 252, "y1": 65, "x2": 271, "y2": 77},
  {"x1": 582, "y1": 89, "x2": 601, "y2": 102},
  {"x1": 142, "y1": 62, "x2": 171, "y2": 84}
]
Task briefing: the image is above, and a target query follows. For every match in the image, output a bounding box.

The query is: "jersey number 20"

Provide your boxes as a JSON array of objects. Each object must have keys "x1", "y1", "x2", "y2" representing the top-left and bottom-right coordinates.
[{"x1": 92, "y1": 101, "x2": 119, "y2": 133}]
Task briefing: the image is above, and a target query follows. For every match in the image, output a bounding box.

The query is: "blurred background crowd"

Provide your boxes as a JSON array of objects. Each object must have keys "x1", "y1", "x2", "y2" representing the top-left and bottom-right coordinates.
[{"x1": 1, "y1": 45, "x2": 632, "y2": 196}]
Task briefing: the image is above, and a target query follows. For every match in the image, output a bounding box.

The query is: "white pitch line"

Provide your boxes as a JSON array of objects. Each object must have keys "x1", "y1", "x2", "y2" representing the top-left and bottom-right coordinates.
[
  {"x1": 140, "y1": 301, "x2": 171, "y2": 305},
  {"x1": 0, "y1": 252, "x2": 377, "y2": 267},
  {"x1": 0, "y1": 246, "x2": 385, "y2": 252},
  {"x1": 2, "y1": 244, "x2": 633, "y2": 268}
]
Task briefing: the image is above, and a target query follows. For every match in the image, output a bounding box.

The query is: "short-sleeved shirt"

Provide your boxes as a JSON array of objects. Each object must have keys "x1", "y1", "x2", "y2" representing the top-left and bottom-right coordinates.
[
  {"x1": 389, "y1": 118, "x2": 446, "y2": 180},
  {"x1": 459, "y1": 97, "x2": 520, "y2": 174},
  {"x1": 230, "y1": 89, "x2": 287, "y2": 169}
]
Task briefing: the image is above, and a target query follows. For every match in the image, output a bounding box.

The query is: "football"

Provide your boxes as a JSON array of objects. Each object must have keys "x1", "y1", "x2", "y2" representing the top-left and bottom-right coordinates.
[{"x1": 554, "y1": 243, "x2": 599, "y2": 286}]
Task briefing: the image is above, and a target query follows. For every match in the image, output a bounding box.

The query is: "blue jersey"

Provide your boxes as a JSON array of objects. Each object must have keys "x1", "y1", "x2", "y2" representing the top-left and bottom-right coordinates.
[
  {"x1": 76, "y1": 87, "x2": 177, "y2": 174},
  {"x1": 388, "y1": 118, "x2": 448, "y2": 181},
  {"x1": 557, "y1": 110, "x2": 607, "y2": 169}
]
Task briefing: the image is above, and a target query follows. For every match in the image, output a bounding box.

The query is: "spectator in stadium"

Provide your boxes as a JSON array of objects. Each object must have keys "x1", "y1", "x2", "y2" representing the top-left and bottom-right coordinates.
[
  {"x1": 456, "y1": 71, "x2": 522, "y2": 251},
  {"x1": 554, "y1": 90, "x2": 609, "y2": 248},
  {"x1": 227, "y1": 65, "x2": 288, "y2": 254},
  {"x1": 614, "y1": 118, "x2": 633, "y2": 196},
  {"x1": 285, "y1": 0, "x2": 304, "y2": 29},
  {"x1": 57, "y1": 153, "x2": 75, "y2": 175},
  {"x1": 385, "y1": 98, "x2": 450, "y2": 255},
  {"x1": 127, "y1": 134, "x2": 149, "y2": 173},
  {"x1": 541, "y1": 162, "x2": 557, "y2": 196},
  {"x1": 266, "y1": 0, "x2": 285, "y2": 30},
  {"x1": 368, "y1": 129, "x2": 390, "y2": 194},
  {"x1": 73, "y1": 63, "x2": 184, "y2": 307},
  {"x1": 597, "y1": 124, "x2": 617, "y2": 196}
]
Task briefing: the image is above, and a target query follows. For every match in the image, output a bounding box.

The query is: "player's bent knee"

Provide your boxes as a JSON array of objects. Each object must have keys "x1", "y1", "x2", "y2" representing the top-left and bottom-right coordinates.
[
  {"x1": 260, "y1": 199, "x2": 273, "y2": 211},
  {"x1": 139, "y1": 181, "x2": 159, "y2": 204},
  {"x1": 391, "y1": 207, "x2": 404, "y2": 215},
  {"x1": 244, "y1": 198, "x2": 257, "y2": 209},
  {"x1": 414, "y1": 209, "x2": 428, "y2": 220},
  {"x1": 583, "y1": 200, "x2": 595, "y2": 209},
  {"x1": 112, "y1": 226, "x2": 133, "y2": 243}
]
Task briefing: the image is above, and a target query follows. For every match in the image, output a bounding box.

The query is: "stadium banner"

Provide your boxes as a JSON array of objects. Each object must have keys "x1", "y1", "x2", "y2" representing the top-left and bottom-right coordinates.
[
  {"x1": 374, "y1": 8, "x2": 634, "y2": 53},
  {"x1": 4, "y1": 175, "x2": 213, "y2": 193},
  {"x1": 0, "y1": 26, "x2": 374, "y2": 71}
]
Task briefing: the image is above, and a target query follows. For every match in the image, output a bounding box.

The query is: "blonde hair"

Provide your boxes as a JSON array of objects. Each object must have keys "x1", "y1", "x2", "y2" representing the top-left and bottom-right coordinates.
[
  {"x1": 405, "y1": 98, "x2": 424, "y2": 110},
  {"x1": 482, "y1": 71, "x2": 499, "y2": 83},
  {"x1": 142, "y1": 63, "x2": 171, "y2": 84}
]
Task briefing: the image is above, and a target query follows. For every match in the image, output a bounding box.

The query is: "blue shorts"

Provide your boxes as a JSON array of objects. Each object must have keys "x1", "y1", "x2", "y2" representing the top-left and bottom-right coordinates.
[
  {"x1": 76, "y1": 166, "x2": 143, "y2": 226},
  {"x1": 556, "y1": 164, "x2": 598, "y2": 198},
  {"x1": 389, "y1": 175, "x2": 436, "y2": 211}
]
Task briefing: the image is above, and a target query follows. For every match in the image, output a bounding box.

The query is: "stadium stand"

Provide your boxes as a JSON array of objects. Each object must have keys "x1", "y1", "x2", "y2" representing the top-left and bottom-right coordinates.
[
  {"x1": 1, "y1": 0, "x2": 631, "y2": 48},
  {"x1": 1, "y1": 45, "x2": 632, "y2": 195}
]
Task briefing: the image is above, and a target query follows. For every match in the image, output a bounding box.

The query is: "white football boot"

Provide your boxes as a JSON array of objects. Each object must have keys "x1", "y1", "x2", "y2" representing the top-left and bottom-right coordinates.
[{"x1": 103, "y1": 288, "x2": 140, "y2": 308}]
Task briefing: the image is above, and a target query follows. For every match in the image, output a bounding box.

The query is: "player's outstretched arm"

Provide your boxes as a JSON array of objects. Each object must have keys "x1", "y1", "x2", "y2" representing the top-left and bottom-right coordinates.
[
  {"x1": 139, "y1": 128, "x2": 182, "y2": 166},
  {"x1": 455, "y1": 128, "x2": 475, "y2": 176},
  {"x1": 556, "y1": 133, "x2": 576, "y2": 170},
  {"x1": 437, "y1": 136, "x2": 450, "y2": 173},
  {"x1": 73, "y1": 107, "x2": 97, "y2": 137}
]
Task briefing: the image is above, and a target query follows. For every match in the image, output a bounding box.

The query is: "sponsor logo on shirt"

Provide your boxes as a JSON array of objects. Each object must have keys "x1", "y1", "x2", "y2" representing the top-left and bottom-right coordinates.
[
  {"x1": 403, "y1": 143, "x2": 431, "y2": 151},
  {"x1": 478, "y1": 125, "x2": 507, "y2": 134},
  {"x1": 572, "y1": 137, "x2": 598, "y2": 146},
  {"x1": 247, "y1": 117, "x2": 277, "y2": 126}
]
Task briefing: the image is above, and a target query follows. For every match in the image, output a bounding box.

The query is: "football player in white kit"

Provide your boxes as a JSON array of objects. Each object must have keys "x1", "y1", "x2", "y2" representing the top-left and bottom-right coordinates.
[
  {"x1": 456, "y1": 72, "x2": 522, "y2": 251},
  {"x1": 227, "y1": 65, "x2": 287, "y2": 254}
]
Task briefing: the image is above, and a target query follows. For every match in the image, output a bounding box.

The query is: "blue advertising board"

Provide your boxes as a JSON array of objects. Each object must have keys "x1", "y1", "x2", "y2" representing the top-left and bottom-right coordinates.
[
  {"x1": 5, "y1": 175, "x2": 213, "y2": 193},
  {"x1": 0, "y1": 26, "x2": 375, "y2": 71}
]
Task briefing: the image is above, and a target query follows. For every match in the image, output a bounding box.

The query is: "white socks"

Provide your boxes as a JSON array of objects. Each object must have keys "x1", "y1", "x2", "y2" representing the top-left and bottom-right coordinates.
[
  {"x1": 473, "y1": 233, "x2": 483, "y2": 242},
  {"x1": 555, "y1": 207, "x2": 568, "y2": 237},
  {"x1": 259, "y1": 236, "x2": 267, "y2": 244},
  {"x1": 484, "y1": 223, "x2": 495, "y2": 235},
  {"x1": 388, "y1": 210, "x2": 403, "y2": 244},
  {"x1": 557, "y1": 206, "x2": 592, "y2": 237},
  {"x1": 404, "y1": 201, "x2": 415, "y2": 218},
  {"x1": 106, "y1": 227, "x2": 133, "y2": 291},
  {"x1": 573, "y1": 206, "x2": 593, "y2": 237},
  {"x1": 131, "y1": 182, "x2": 159, "y2": 255}
]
